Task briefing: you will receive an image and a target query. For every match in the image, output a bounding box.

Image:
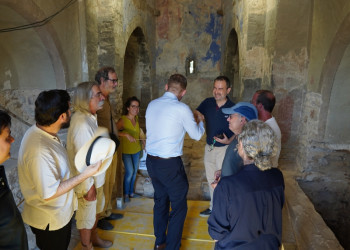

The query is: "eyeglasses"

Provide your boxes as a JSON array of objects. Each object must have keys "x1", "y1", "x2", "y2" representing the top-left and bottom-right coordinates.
[{"x1": 106, "y1": 78, "x2": 118, "y2": 83}]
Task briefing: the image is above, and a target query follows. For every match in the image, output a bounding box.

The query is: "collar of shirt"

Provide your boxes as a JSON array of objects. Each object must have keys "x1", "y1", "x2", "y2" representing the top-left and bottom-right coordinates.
[
  {"x1": 35, "y1": 125, "x2": 62, "y2": 145},
  {"x1": 163, "y1": 91, "x2": 178, "y2": 100}
]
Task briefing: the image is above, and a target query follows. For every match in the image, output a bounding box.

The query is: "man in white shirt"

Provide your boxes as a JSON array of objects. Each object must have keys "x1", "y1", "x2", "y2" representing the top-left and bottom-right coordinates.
[
  {"x1": 251, "y1": 90, "x2": 282, "y2": 167},
  {"x1": 18, "y1": 90, "x2": 101, "y2": 250},
  {"x1": 67, "y1": 82, "x2": 112, "y2": 249},
  {"x1": 146, "y1": 74, "x2": 205, "y2": 250}
]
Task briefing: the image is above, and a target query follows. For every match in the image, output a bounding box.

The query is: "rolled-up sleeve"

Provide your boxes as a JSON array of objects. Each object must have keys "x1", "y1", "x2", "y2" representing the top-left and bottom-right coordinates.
[{"x1": 182, "y1": 106, "x2": 205, "y2": 141}]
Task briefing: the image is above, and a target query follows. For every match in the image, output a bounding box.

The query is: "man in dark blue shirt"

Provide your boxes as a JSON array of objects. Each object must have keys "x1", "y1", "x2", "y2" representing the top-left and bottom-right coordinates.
[{"x1": 195, "y1": 76, "x2": 234, "y2": 216}]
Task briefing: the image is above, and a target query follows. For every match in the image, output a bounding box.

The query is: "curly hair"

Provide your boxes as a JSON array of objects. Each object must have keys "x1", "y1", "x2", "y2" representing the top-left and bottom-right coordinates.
[
  {"x1": 94, "y1": 67, "x2": 116, "y2": 84},
  {"x1": 238, "y1": 120, "x2": 277, "y2": 171},
  {"x1": 123, "y1": 96, "x2": 140, "y2": 115}
]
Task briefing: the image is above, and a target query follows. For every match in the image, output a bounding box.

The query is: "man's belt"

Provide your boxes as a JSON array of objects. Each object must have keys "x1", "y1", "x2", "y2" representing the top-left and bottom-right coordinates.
[{"x1": 147, "y1": 154, "x2": 179, "y2": 160}]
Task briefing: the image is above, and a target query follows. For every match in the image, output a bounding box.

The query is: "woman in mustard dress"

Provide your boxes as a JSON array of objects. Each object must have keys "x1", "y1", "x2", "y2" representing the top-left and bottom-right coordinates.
[{"x1": 117, "y1": 96, "x2": 145, "y2": 202}]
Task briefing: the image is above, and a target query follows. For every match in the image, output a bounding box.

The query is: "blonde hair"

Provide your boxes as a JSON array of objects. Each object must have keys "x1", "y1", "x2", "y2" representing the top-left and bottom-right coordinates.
[
  {"x1": 238, "y1": 120, "x2": 277, "y2": 171},
  {"x1": 73, "y1": 81, "x2": 97, "y2": 113}
]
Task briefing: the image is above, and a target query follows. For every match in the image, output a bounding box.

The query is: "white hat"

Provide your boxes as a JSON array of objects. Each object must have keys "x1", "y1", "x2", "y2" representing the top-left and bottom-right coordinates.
[{"x1": 75, "y1": 127, "x2": 116, "y2": 177}]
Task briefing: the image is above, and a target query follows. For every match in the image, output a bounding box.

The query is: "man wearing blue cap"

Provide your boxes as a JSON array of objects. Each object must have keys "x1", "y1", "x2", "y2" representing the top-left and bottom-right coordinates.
[{"x1": 212, "y1": 102, "x2": 258, "y2": 186}]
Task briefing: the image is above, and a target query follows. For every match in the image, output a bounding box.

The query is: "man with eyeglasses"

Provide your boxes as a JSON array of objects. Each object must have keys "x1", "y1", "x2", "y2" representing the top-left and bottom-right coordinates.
[
  {"x1": 94, "y1": 66, "x2": 124, "y2": 230},
  {"x1": 212, "y1": 102, "x2": 258, "y2": 188},
  {"x1": 194, "y1": 76, "x2": 235, "y2": 217}
]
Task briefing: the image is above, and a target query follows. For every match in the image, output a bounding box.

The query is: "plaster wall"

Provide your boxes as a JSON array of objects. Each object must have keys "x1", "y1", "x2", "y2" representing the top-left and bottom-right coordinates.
[
  {"x1": 0, "y1": 6, "x2": 56, "y2": 90},
  {"x1": 308, "y1": 0, "x2": 350, "y2": 93},
  {"x1": 265, "y1": 0, "x2": 310, "y2": 165},
  {"x1": 325, "y1": 44, "x2": 350, "y2": 144},
  {"x1": 0, "y1": 0, "x2": 86, "y2": 89}
]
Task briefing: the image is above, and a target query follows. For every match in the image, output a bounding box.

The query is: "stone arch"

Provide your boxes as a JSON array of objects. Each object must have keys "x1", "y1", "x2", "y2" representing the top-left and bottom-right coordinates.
[
  {"x1": 318, "y1": 12, "x2": 350, "y2": 141},
  {"x1": 123, "y1": 27, "x2": 151, "y2": 129},
  {"x1": 0, "y1": 0, "x2": 67, "y2": 89},
  {"x1": 223, "y1": 28, "x2": 239, "y2": 102}
]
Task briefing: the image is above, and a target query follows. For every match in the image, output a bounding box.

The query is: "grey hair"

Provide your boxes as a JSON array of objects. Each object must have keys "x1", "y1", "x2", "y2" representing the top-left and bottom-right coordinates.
[
  {"x1": 238, "y1": 120, "x2": 277, "y2": 171},
  {"x1": 73, "y1": 81, "x2": 97, "y2": 113}
]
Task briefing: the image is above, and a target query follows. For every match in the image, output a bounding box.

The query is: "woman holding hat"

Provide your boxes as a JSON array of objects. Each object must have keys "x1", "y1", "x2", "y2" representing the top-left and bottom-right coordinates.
[
  {"x1": 117, "y1": 96, "x2": 145, "y2": 202},
  {"x1": 208, "y1": 120, "x2": 285, "y2": 249}
]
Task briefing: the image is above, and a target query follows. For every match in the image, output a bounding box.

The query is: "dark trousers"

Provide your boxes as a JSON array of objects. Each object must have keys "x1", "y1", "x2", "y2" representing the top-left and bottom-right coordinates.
[
  {"x1": 146, "y1": 155, "x2": 189, "y2": 250},
  {"x1": 30, "y1": 218, "x2": 72, "y2": 250}
]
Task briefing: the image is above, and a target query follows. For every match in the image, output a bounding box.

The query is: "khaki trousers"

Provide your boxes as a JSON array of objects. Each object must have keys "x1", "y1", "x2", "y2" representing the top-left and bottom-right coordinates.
[
  {"x1": 98, "y1": 152, "x2": 118, "y2": 218},
  {"x1": 204, "y1": 144, "x2": 228, "y2": 210}
]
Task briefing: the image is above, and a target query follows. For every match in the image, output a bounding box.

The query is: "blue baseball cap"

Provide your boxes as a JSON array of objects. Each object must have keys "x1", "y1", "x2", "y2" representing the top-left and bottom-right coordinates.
[{"x1": 222, "y1": 102, "x2": 258, "y2": 121}]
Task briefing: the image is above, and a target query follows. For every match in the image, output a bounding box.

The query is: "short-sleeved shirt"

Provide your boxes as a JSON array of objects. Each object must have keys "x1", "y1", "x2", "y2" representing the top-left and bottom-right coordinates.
[
  {"x1": 208, "y1": 164, "x2": 285, "y2": 249},
  {"x1": 67, "y1": 111, "x2": 106, "y2": 193},
  {"x1": 18, "y1": 125, "x2": 76, "y2": 230},
  {"x1": 120, "y1": 115, "x2": 142, "y2": 154},
  {"x1": 265, "y1": 117, "x2": 281, "y2": 168},
  {"x1": 196, "y1": 97, "x2": 234, "y2": 146},
  {"x1": 221, "y1": 137, "x2": 243, "y2": 177}
]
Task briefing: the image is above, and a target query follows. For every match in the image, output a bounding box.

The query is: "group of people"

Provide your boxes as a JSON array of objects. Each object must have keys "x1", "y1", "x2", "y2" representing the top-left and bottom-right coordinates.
[
  {"x1": 146, "y1": 74, "x2": 284, "y2": 249},
  {"x1": 0, "y1": 66, "x2": 131, "y2": 250},
  {"x1": 0, "y1": 69, "x2": 284, "y2": 250}
]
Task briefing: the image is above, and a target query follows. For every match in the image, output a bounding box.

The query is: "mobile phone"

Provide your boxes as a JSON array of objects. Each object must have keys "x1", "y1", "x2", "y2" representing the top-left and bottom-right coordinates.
[{"x1": 216, "y1": 134, "x2": 224, "y2": 139}]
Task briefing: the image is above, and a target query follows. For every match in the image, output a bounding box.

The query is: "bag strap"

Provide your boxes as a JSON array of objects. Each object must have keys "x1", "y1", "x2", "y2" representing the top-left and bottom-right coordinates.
[{"x1": 108, "y1": 99, "x2": 115, "y2": 134}]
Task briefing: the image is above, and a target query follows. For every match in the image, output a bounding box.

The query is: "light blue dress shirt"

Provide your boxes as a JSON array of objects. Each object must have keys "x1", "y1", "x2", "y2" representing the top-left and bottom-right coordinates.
[{"x1": 146, "y1": 91, "x2": 204, "y2": 158}]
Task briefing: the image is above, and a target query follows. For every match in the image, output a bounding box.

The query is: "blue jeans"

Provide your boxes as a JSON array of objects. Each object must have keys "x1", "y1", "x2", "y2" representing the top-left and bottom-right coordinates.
[{"x1": 122, "y1": 151, "x2": 141, "y2": 195}]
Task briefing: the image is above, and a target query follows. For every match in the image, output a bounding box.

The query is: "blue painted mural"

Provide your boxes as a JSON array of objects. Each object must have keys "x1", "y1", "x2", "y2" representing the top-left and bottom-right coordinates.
[{"x1": 202, "y1": 13, "x2": 222, "y2": 66}]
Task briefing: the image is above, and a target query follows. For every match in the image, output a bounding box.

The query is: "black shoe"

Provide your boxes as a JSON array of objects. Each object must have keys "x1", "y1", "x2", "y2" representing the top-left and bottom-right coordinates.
[
  {"x1": 105, "y1": 213, "x2": 123, "y2": 220},
  {"x1": 199, "y1": 208, "x2": 211, "y2": 217},
  {"x1": 154, "y1": 243, "x2": 166, "y2": 249},
  {"x1": 97, "y1": 219, "x2": 113, "y2": 230}
]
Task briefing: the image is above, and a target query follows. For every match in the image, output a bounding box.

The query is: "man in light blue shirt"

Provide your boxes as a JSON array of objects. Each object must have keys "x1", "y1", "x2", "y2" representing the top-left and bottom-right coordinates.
[{"x1": 146, "y1": 74, "x2": 204, "y2": 250}]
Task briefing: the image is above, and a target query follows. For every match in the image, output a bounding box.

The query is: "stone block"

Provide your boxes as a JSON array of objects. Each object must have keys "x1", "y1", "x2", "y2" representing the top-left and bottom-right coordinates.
[
  {"x1": 188, "y1": 182, "x2": 203, "y2": 200},
  {"x1": 188, "y1": 166, "x2": 206, "y2": 180}
]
